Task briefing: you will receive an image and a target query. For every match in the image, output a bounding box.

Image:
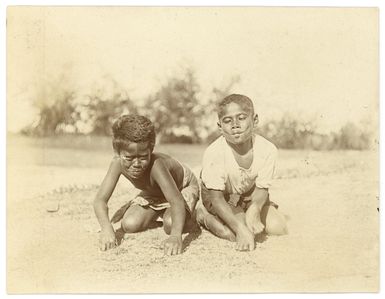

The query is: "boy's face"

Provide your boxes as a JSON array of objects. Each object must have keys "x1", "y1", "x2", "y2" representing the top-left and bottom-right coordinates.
[
  {"x1": 218, "y1": 102, "x2": 256, "y2": 145},
  {"x1": 119, "y1": 142, "x2": 152, "y2": 179}
]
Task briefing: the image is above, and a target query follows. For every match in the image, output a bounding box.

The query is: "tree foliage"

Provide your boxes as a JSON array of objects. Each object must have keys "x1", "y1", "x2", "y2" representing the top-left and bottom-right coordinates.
[
  {"x1": 143, "y1": 68, "x2": 203, "y2": 143},
  {"x1": 84, "y1": 93, "x2": 137, "y2": 135},
  {"x1": 258, "y1": 115, "x2": 373, "y2": 150},
  {"x1": 21, "y1": 68, "x2": 374, "y2": 150},
  {"x1": 21, "y1": 73, "x2": 77, "y2": 136}
]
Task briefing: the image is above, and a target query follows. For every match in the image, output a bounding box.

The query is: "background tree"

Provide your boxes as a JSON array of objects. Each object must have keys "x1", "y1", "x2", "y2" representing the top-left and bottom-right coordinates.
[
  {"x1": 203, "y1": 75, "x2": 241, "y2": 144},
  {"x1": 21, "y1": 67, "x2": 374, "y2": 151},
  {"x1": 86, "y1": 93, "x2": 137, "y2": 136},
  {"x1": 21, "y1": 72, "x2": 77, "y2": 136},
  {"x1": 143, "y1": 68, "x2": 202, "y2": 143}
]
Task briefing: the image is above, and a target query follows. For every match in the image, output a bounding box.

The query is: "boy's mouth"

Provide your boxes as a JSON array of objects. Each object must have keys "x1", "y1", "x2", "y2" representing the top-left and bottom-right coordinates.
[
  {"x1": 128, "y1": 168, "x2": 143, "y2": 176},
  {"x1": 232, "y1": 131, "x2": 243, "y2": 136}
]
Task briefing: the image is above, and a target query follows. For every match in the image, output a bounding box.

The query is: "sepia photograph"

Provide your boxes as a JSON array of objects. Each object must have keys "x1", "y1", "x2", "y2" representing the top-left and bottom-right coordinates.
[{"x1": 6, "y1": 4, "x2": 379, "y2": 293}]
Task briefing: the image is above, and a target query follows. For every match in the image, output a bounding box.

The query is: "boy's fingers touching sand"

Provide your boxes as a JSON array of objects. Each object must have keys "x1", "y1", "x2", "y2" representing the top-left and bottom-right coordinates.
[
  {"x1": 99, "y1": 228, "x2": 117, "y2": 251},
  {"x1": 161, "y1": 235, "x2": 183, "y2": 256},
  {"x1": 235, "y1": 224, "x2": 256, "y2": 251},
  {"x1": 245, "y1": 203, "x2": 265, "y2": 235},
  {"x1": 247, "y1": 219, "x2": 265, "y2": 236}
]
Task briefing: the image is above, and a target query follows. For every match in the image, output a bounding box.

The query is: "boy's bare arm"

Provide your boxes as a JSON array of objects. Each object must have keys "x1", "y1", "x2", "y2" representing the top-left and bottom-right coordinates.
[
  {"x1": 250, "y1": 187, "x2": 269, "y2": 206},
  {"x1": 245, "y1": 187, "x2": 269, "y2": 235},
  {"x1": 206, "y1": 188, "x2": 255, "y2": 250},
  {"x1": 93, "y1": 158, "x2": 121, "y2": 231},
  {"x1": 151, "y1": 160, "x2": 186, "y2": 236},
  {"x1": 151, "y1": 160, "x2": 186, "y2": 255},
  {"x1": 205, "y1": 189, "x2": 245, "y2": 233}
]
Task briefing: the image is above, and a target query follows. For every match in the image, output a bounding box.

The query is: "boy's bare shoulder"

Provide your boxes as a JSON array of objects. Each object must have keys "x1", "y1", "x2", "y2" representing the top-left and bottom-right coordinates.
[
  {"x1": 149, "y1": 153, "x2": 184, "y2": 186},
  {"x1": 112, "y1": 155, "x2": 121, "y2": 163},
  {"x1": 105, "y1": 156, "x2": 122, "y2": 177},
  {"x1": 151, "y1": 152, "x2": 181, "y2": 169},
  {"x1": 110, "y1": 155, "x2": 122, "y2": 167}
]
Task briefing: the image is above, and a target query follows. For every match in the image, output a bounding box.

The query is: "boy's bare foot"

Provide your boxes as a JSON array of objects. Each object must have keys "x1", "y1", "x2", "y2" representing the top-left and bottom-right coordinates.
[
  {"x1": 245, "y1": 202, "x2": 265, "y2": 235},
  {"x1": 235, "y1": 224, "x2": 255, "y2": 251}
]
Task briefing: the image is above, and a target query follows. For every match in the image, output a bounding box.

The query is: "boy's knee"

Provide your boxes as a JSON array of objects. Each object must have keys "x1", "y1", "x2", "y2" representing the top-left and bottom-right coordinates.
[
  {"x1": 121, "y1": 217, "x2": 142, "y2": 233},
  {"x1": 265, "y1": 213, "x2": 288, "y2": 236}
]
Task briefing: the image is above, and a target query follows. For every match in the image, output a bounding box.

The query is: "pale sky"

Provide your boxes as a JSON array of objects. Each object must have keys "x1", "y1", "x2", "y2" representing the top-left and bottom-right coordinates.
[{"x1": 7, "y1": 6, "x2": 378, "y2": 133}]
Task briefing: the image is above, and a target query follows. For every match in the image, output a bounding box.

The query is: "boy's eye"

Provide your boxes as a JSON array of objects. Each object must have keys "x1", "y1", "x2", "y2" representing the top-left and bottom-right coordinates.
[{"x1": 222, "y1": 118, "x2": 232, "y2": 124}]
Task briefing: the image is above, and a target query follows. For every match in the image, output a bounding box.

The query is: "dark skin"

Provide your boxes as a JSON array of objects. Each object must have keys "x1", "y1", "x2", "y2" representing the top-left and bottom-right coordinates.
[
  {"x1": 202, "y1": 187, "x2": 269, "y2": 251},
  {"x1": 93, "y1": 141, "x2": 187, "y2": 255},
  {"x1": 200, "y1": 102, "x2": 268, "y2": 251},
  {"x1": 207, "y1": 189, "x2": 256, "y2": 251}
]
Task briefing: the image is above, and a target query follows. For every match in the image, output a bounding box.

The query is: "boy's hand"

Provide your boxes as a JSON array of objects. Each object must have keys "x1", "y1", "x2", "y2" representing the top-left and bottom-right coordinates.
[
  {"x1": 99, "y1": 227, "x2": 117, "y2": 251},
  {"x1": 161, "y1": 235, "x2": 183, "y2": 255},
  {"x1": 245, "y1": 203, "x2": 265, "y2": 235},
  {"x1": 235, "y1": 224, "x2": 255, "y2": 251}
]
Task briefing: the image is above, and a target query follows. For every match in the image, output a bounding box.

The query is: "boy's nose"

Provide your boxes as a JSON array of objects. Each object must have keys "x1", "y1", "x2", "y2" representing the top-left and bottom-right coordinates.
[
  {"x1": 232, "y1": 120, "x2": 240, "y2": 128},
  {"x1": 132, "y1": 159, "x2": 141, "y2": 167}
]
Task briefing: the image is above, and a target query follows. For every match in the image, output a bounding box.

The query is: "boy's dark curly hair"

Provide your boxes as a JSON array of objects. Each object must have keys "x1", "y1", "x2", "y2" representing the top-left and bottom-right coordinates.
[
  {"x1": 217, "y1": 94, "x2": 255, "y2": 119},
  {"x1": 112, "y1": 115, "x2": 156, "y2": 153}
]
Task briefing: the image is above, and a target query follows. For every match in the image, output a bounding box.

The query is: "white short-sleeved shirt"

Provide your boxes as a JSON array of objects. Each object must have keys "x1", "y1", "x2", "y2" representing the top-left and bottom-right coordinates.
[{"x1": 201, "y1": 134, "x2": 277, "y2": 195}]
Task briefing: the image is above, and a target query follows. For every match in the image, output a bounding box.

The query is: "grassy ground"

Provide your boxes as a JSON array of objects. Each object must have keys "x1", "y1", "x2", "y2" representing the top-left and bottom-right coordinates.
[{"x1": 6, "y1": 134, "x2": 379, "y2": 293}]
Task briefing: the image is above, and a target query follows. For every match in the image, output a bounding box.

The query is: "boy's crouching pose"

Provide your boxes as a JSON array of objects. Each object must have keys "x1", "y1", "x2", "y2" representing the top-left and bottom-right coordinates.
[
  {"x1": 196, "y1": 94, "x2": 287, "y2": 251},
  {"x1": 94, "y1": 115, "x2": 199, "y2": 255}
]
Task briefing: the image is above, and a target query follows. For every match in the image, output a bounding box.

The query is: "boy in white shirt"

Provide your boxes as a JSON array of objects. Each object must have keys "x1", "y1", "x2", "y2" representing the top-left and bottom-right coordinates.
[{"x1": 196, "y1": 94, "x2": 287, "y2": 251}]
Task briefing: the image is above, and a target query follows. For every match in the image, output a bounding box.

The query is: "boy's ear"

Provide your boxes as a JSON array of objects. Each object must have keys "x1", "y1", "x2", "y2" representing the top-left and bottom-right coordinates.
[
  {"x1": 253, "y1": 114, "x2": 259, "y2": 125},
  {"x1": 217, "y1": 121, "x2": 223, "y2": 134}
]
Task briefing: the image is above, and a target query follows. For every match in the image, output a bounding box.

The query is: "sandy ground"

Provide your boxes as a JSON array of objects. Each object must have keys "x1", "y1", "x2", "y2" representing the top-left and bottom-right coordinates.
[{"x1": 6, "y1": 136, "x2": 379, "y2": 293}]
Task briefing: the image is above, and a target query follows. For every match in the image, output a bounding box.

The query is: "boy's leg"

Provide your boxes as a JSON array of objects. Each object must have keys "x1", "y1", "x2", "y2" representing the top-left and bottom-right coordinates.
[
  {"x1": 121, "y1": 204, "x2": 160, "y2": 233},
  {"x1": 198, "y1": 183, "x2": 256, "y2": 250},
  {"x1": 195, "y1": 200, "x2": 236, "y2": 241},
  {"x1": 260, "y1": 204, "x2": 288, "y2": 235},
  {"x1": 162, "y1": 207, "x2": 195, "y2": 235}
]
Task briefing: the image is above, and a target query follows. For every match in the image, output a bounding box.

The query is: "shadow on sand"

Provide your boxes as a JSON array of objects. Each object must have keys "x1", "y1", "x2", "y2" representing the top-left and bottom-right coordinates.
[
  {"x1": 114, "y1": 221, "x2": 163, "y2": 245},
  {"x1": 183, "y1": 224, "x2": 202, "y2": 252},
  {"x1": 255, "y1": 231, "x2": 268, "y2": 244}
]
